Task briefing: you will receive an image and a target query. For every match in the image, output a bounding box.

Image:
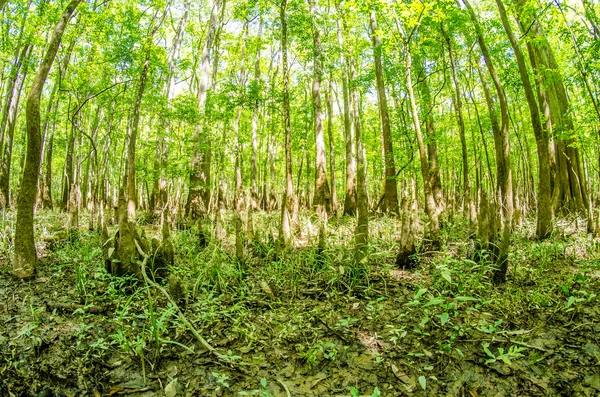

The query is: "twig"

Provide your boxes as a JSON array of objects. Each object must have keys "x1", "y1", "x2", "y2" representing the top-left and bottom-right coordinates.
[
  {"x1": 45, "y1": 301, "x2": 109, "y2": 314},
  {"x1": 118, "y1": 386, "x2": 153, "y2": 394},
  {"x1": 275, "y1": 378, "x2": 291, "y2": 397},
  {"x1": 315, "y1": 317, "x2": 351, "y2": 344}
]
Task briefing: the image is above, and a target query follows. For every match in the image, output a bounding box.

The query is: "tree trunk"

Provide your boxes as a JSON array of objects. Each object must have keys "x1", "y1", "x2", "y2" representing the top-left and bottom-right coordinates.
[
  {"x1": 442, "y1": 26, "x2": 472, "y2": 223},
  {"x1": 233, "y1": 22, "x2": 248, "y2": 262},
  {"x1": 0, "y1": 44, "x2": 32, "y2": 208},
  {"x1": 337, "y1": 15, "x2": 357, "y2": 216},
  {"x1": 326, "y1": 79, "x2": 338, "y2": 215},
  {"x1": 496, "y1": 0, "x2": 552, "y2": 239},
  {"x1": 309, "y1": 0, "x2": 331, "y2": 214},
  {"x1": 354, "y1": 90, "x2": 368, "y2": 263},
  {"x1": 370, "y1": 8, "x2": 399, "y2": 215},
  {"x1": 280, "y1": 0, "x2": 294, "y2": 244},
  {"x1": 513, "y1": 0, "x2": 589, "y2": 221},
  {"x1": 397, "y1": 21, "x2": 440, "y2": 234},
  {"x1": 463, "y1": 0, "x2": 513, "y2": 284},
  {"x1": 151, "y1": 0, "x2": 188, "y2": 213},
  {"x1": 14, "y1": 0, "x2": 82, "y2": 279},
  {"x1": 187, "y1": 0, "x2": 220, "y2": 220}
]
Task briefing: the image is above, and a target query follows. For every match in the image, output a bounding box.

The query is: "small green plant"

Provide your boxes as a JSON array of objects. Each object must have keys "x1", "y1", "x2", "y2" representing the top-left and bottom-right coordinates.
[
  {"x1": 350, "y1": 386, "x2": 381, "y2": 397},
  {"x1": 212, "y1": 371, "x2": 231, "y2": 390},
  {"x1": 337, "y1": 316, "x2": 359, "y2": 328},
  {"x1": 479, "y1": 319, "x2": 503, "y2": 334},
  {"x1": 238, "y1": 378, "x2": 273, "y2": 396},
  {"x1": 482, "y1": 343, "x2": 526, "y2": 365},
  {"x1": 300, "y1": 341, "x2": 339, "y2": 367}
]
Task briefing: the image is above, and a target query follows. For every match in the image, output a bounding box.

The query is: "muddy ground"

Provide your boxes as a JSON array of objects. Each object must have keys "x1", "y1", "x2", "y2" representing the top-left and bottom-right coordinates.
[{"x1": 1, "y1": 216, "x2": 600, "y2": 396}]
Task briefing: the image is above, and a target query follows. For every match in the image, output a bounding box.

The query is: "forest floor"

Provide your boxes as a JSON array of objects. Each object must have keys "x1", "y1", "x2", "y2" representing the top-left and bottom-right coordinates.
[{"x1": 1, "y1": 210, "x2": 600, "y2": 397}]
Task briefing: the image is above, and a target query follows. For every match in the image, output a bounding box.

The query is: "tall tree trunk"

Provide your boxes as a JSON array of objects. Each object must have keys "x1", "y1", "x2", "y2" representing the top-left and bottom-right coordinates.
[
  {"x1": 309, "y1": 0, "x2": 330, "y2": 214},
  {"x1": 513, "y1": 0, "x2": 589, "y2": 222},
  {"x1": 416, "y1": 58, "x2": 444, "y2": 231},
  {"x1": 14, "y1": 0, "x2": 82, "y2": 279},
  {"x1": 337, "y1": 14, "x2": 357, "y2": 216},
  {"x1": 187, "y1": 0, "x2": 221, "y2": 220},
  {"x1": 463, "y1": 0, "x2": 513, "y2": 284},
  {"x1": 414, "y1": 56, "x2": 444, "y2": 220},
  {"x1": 442, "y1": 26, "x2": 472, "y2": 223},
  {"x1": 151, "y1": 0, "x2": 188, "y2": 213},
  {"x1": 326, "y1": 79, "x2": 338, "y2": 215},
  {"x1": 280, "y1": 0, "x2": 294, "y2": 244},
  {"x1": 233, "y1": 22, "x2": 248, "y2": 262},
  {"x1": 0, "y1": 44, "x2": 32, "y2": 208},
  {"x1": 369, "y1": 8, "x2": 399, "y2": 215},
  {"x1": 496, "y1": 0, "x2": 552, "y2": 239},
  {"x1": 354, "y1": 90, "x2": 368, "y2": 262},
  {"x1": 248, "y1": 16, "x2": 263, "y2": 243},
  {"x1": 396, "y1": 19, "x2": 440, "y2": 234}
]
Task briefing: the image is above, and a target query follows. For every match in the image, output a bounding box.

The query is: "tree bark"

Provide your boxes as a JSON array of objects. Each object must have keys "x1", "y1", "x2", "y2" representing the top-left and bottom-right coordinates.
[
  {"x1": 0, "y1": 44, "x2": 32, "y2": 208},
  {"x1": 187, "y1": 0, "x2": 221, "y2": 220},
  {"x1": 280, "y1": 0, "x2": 294, "y2": 244},
  {"x1": 337, "y1": 14, "x2": 357, "y2": 216},
  {"x1": 14, "y1": 0, "x2": 82, "y2": 279},
  {"x1": 151, "y1": 0, "x2": 188, "y2": 213},
  {"x1": 369, "y1": 8, "x2": 399, "y2": 215},
  {"x1": 463, "y1": 0, "x2": 513, "y2": 284},
  {"x1": 326, "y1": 79, "x2": 337, "y2": 215},
  {"x1": 442, "y1": 26, "x2": 472, "y2": 223},
  {"x1": 309, "y1": 0, "x2": 331, "y2": 214},
  {"x1": 354, "y1": 90, "x2": 368, "y2": 263},
  {"x1": 496, "y1": 0, "x2": 552, "y2": 239}
]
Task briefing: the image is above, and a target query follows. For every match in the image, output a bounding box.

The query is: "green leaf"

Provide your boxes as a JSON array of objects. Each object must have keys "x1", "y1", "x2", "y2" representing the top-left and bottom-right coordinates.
[
  {"x1": 439, "y1": 312, "x2": 450, "y2": 326},
  {"x1": 455, "y1": 296, "x2": 479, "y2": 302},
  {"x1": 423, "y1": 296, "x2": 446, "y2": 307},
  {"x1": 414, "y1": 288, "x2": 427, "y2": 299},
  {"x1": 418, "y1": 375, "x2": 427, "y2": 390},
  {"x1": 441, "y1": 270, "x2": 452, "y2": 283}
]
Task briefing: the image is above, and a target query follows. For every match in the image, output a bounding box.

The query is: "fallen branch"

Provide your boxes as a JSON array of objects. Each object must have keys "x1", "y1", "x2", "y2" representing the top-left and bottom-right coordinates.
[
  {"x1": 45, "y1": 301, "x2": 109, "y2": 314},
  {"x1": 275, "y1": 378, "x2": 291, "y2": 397},
  {"x1": 134, "y1": 239, "x2": 247, "y2": 372}
]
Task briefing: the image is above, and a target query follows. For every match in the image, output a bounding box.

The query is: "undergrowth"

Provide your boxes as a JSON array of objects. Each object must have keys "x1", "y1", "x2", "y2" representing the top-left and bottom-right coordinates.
[{"x1": 1, "y1": 209, "x2": 599, "y2": 395}]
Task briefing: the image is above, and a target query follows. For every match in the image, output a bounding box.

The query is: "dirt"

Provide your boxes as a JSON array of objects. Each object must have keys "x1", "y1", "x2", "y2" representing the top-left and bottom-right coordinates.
[{"x1": 1, "y1": 223, "x2": 600, "y2": 397}]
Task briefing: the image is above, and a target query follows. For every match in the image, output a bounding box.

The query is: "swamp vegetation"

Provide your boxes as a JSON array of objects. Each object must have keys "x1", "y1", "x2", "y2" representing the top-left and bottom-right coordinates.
[{"x1": 1, "y1": 0, "x2": 600, "y2": 395}]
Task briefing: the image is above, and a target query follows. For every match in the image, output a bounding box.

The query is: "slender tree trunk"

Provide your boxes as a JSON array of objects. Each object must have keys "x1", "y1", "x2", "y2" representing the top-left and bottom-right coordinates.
[
  {"x1": 151, "y1": 0, "x2": 188, "y2": 213},
  {"x1": 398, "y1": 22, "x2": 440, "y2": 234},
  {"x1": 0, "y1": 44, "x2": 32, "y2": 208},
  {"x1": 233, "y1": 22, "x2": 248, "y2": 262},
  {"x1": 337, "y1": 15, "x2": 357, "y2": 216},
  {"x1": 309, "y1": 0, "x2": 330, "y2": 215},
  {"x1": 248, "y1": 17, "x2": 263, "y2": 243},
  {"x1": 187, "y1": 0, "x2": 220, "y2": 220},
  {"x1": 370, "y1": 8, "x2": 399, "y2": 215},
  {"x1": 14, "y1": 0, "x2": 82, "y2": 279},
  {"x1": 443, "y1": 26, "x2": 472, "y2": 223},
  {"x1": 496, "y1": 0, "x2": 552, "y2": 239},
  {"x1": 326, "y1": 79, "x2": 337, "y2": 215},
  {"x1": 414, "y1": 56, "x2": 444, "y2": 220},
  {"x1": 280, "y1": 0, "x2": 294, "y2": 244},
  {"x1": 354, "y1": 90, "x2": 368, "y2": 262},
  {"x1": 463, "y1": 0, "x2": 513, "y2": 284}
]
